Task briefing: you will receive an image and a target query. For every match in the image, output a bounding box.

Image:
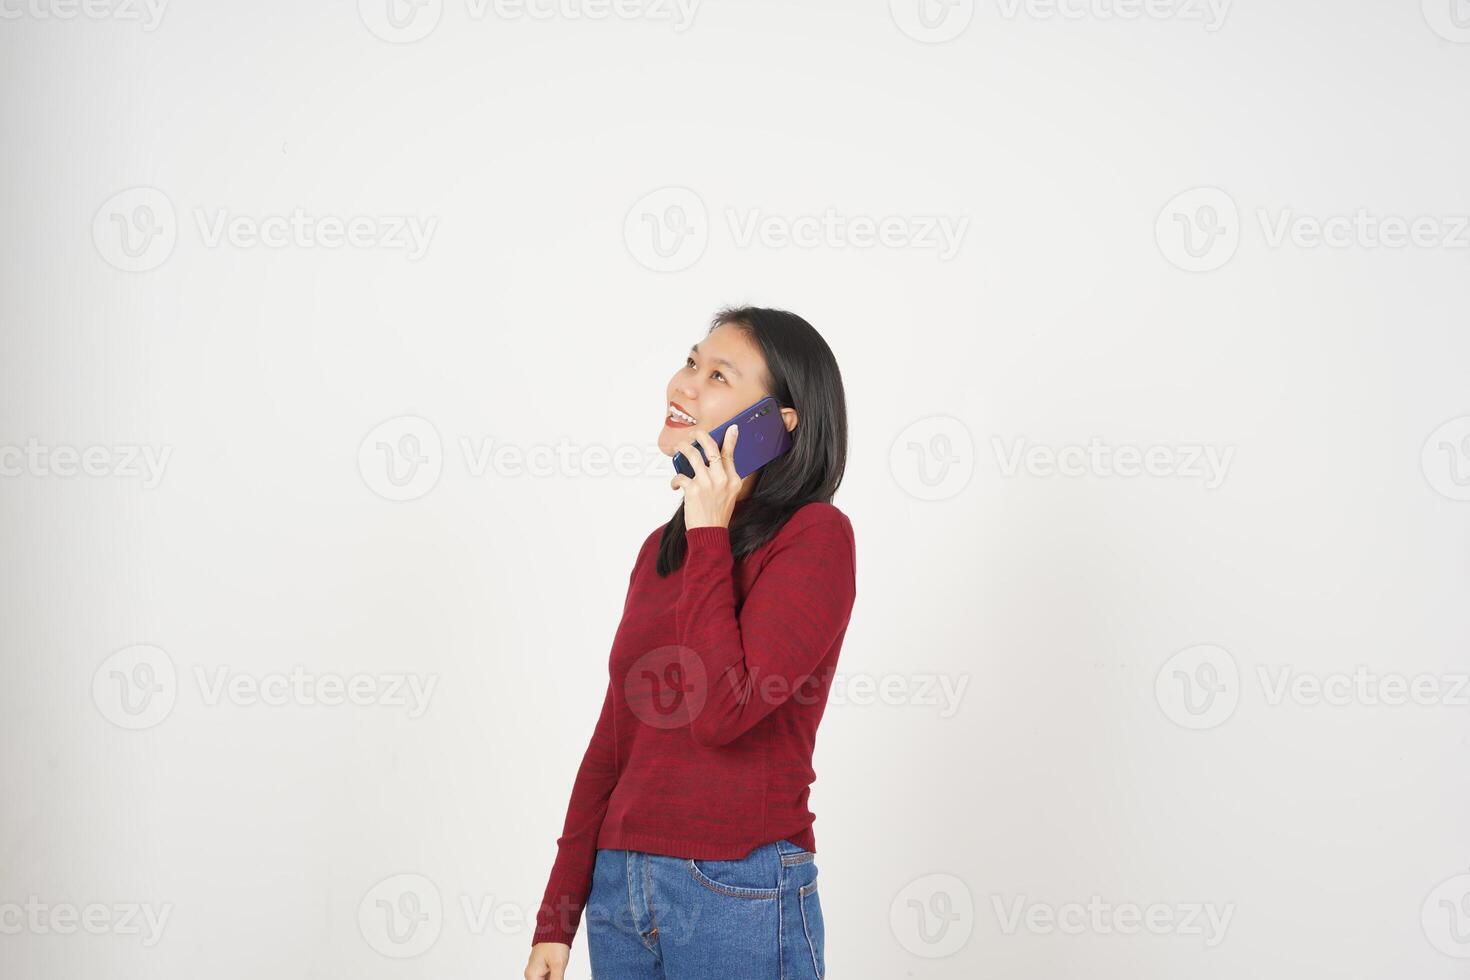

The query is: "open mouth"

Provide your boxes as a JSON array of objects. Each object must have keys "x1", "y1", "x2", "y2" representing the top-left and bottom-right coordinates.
[{"x1": 666, "y1": 402, "x2": 697, "y2": 428}]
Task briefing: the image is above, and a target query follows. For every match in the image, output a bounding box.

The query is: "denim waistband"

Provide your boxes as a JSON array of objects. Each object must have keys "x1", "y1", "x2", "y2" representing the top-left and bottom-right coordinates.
[{"x1": 601, "y1": 836, "x2": 811, "y2": 863}]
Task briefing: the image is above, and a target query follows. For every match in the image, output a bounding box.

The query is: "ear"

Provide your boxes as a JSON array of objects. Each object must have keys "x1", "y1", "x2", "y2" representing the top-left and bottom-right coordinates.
[{"x1": 780, "y1": 406, "x2": 799, "y2": 433}]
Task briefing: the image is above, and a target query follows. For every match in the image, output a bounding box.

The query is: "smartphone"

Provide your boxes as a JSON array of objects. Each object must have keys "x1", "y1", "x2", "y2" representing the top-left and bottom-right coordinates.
[{"x1": 671, "y1": 395, "x2": 793, "y2": 480}]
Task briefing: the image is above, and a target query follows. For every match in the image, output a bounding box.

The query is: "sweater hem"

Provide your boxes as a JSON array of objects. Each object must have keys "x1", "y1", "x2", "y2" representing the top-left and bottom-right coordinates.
[{"x1": 595, "y1": 826, "x2": 816, "y2": 861}]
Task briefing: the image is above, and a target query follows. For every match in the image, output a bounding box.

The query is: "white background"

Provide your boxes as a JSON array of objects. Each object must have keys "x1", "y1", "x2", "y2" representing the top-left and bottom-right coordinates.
[{"x1": 2, "y1": 0, "x2": 1469, "y2": 977}]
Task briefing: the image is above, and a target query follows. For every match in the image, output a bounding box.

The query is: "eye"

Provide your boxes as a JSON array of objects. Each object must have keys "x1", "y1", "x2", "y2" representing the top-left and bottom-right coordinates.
[{"x1": 685, "y1": 356, "x2": 728, "y2": 383}]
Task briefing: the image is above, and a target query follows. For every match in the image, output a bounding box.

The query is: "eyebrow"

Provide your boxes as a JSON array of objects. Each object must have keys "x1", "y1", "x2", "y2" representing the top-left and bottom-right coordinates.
[{"x1": 689, "y1": 343, "x2": 742, "y2": 378}]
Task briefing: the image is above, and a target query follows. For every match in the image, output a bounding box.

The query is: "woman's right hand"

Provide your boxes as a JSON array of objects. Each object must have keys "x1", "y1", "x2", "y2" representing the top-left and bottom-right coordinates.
[{"x1": 523, "y1": 941, "x2": 571, "y2": 980}]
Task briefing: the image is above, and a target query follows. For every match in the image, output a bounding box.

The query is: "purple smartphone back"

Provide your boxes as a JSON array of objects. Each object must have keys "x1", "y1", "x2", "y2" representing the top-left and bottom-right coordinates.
[{"x1": 672, "y1": 396, "x2": 793, "y2": 479}]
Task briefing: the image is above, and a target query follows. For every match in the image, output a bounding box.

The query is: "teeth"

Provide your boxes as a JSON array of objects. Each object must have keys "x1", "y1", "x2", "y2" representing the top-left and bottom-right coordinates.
[{"x1": 669, "y1": 405, "x2": 697, "y2": 424}]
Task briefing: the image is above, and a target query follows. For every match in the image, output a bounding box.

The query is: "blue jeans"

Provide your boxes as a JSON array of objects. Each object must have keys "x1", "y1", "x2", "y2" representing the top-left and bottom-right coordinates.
[{"x1": 583, "y1": 839, "x2": 826, "y2": 979}]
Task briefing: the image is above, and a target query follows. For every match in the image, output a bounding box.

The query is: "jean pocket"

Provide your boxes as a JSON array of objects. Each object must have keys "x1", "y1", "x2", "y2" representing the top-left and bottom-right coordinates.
[
  {"x1": 686, "y1": 856, "x2": 780, "y2": 899},
  {"x1": 799, "y1": 875, "x2": 825, "y2": 979}
]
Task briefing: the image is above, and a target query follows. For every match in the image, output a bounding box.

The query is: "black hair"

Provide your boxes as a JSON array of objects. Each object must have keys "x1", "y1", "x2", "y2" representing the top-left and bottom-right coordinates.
[{"x1": 656, "y1": 305, "x2": 849, "y2": 576}]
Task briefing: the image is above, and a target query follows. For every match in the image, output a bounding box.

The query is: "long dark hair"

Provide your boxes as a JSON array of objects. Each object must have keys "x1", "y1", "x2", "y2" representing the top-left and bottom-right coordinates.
[{"x1": 656, "y1": 305, "x2": 848, "y2": 577}]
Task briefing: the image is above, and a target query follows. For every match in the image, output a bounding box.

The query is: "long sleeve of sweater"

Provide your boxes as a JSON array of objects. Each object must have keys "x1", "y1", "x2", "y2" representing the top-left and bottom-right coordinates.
[
  {"x1": 531, "y1": 533, "x2": 656, "y2": 948},
  {"x1": 530, "y1": 680, "x2": 618, "y2": 947}
]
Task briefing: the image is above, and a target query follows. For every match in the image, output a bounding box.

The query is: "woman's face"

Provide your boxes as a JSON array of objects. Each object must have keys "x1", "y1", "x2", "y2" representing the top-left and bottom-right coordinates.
[{"x1": 659, "y1": 322, "x2": 796, "y2": 459}]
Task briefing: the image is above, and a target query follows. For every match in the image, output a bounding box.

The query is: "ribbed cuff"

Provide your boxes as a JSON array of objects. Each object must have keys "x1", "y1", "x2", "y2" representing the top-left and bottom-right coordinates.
[
  {"x1": 531, "y1": 926, "x2": 575, "y2": 948},
  {"x1": 684, "y1": 525, "x2": 731, "y2": 554},
  {"x1": 532, "y1": 880, "x2": 580, "y2": 948}
]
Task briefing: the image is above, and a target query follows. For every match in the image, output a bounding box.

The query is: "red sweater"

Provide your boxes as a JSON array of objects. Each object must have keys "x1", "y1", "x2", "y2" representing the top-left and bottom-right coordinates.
[{"x1": 532, "y1": 501, "x2": 857, "y2": 947}]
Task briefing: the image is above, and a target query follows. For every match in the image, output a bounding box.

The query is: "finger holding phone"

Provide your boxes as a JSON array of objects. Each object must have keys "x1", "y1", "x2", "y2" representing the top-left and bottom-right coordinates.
[{"x1": 670, "y1": 424, "x2": 745, "y2": 530}]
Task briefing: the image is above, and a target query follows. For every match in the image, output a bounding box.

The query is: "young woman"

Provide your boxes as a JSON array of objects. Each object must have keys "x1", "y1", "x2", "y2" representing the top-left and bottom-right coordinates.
[{"x1": 524, "y1": 306, "x2": 856, "y2": 980}]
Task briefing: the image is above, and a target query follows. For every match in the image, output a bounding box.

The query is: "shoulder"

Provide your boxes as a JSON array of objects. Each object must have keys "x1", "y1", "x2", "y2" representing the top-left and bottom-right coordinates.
[
  {"x1": 769, "y1": 501, "x2": 855, "y2": 551},
  {"x1": 783, "y1": 501, "x2": 852, "y2": 534},
  {"x1": 757, "y1": 503, "x2": 855, "y2": 589}
]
